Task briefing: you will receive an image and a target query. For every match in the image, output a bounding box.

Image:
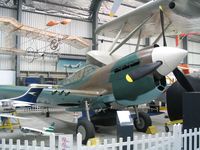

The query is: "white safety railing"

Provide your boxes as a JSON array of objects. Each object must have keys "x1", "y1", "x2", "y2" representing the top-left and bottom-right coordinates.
[
  {"x1": 0, "y1": 134, "x2": 55, "y2": 150},
  {"x1": 0, "y1": 133, "x2": 74, "y2": 150},
  {"x1": 0, "y1": 139, "x2": 49, "y2": 150},
  {"x1": 1, "y1": 124, "x2": 200, "y2": 150},
  {"x1": 16, "y1": 106, "x2": 66, "y2": 113},
  {"x1": 77, "y1": 124, "x2": 183, "y2": 150}
]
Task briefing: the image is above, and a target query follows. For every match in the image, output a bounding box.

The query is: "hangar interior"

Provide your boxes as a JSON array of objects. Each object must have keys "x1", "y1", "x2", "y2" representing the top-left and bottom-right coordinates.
[
  {"x1": 0, "y1": 0, "x2": 200, "y2": 149},
  {"x1": 0, "y1": 0, "x2": 199, "y2": 85}
]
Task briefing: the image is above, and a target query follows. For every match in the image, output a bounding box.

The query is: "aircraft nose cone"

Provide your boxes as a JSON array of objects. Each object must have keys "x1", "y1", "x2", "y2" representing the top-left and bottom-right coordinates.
[{"x1": 152, "y1": 47, "x2": 187, "y2": 76}]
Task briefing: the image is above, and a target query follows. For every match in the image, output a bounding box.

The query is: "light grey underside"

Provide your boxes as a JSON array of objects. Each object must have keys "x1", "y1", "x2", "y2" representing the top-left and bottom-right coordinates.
[{"x1": 96, "y1": 0, "x2": 200, "y2": 38}]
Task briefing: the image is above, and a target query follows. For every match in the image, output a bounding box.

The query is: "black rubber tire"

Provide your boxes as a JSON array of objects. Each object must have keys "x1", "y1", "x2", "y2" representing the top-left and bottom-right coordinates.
[
  {"x1": 76, "y1": 119, "x2": 95, "y2": 145},
  {"x1": 134, "y1": 112, "x2": 152, "y2": 132},
  {"x1": 165, "y1": 125, "x2": 169, "y2": 132}
]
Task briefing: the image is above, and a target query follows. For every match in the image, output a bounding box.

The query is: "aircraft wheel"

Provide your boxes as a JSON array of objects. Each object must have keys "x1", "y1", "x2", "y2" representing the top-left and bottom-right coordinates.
[
  {"x1": 134, "y1": 112, "x2": 152, "y2": 132},
  {"x1": 76, "y1": 119, "x2": 95, "y2": 145},
  {"x1": 165, "y1": 125, "x2": 169, "y2": 132}
]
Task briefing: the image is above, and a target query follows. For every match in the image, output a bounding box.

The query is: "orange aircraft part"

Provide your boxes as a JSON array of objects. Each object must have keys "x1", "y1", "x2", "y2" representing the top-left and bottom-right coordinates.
[
  {"x1": 179, "y1": 64, "x2": 190, "y2": 74},
  {"x1": 175, "y1": 35, "x2": 179, "y2": 47},
  {"x1": 179, "y1": 32, "x2": 200, "y2": 37},
  {"x1": 46, "y1": 20, "x2": 59, "y2": 26}
]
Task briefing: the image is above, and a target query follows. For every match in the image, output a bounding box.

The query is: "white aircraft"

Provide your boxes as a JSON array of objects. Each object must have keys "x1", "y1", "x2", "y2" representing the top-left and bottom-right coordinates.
[
  {"x1": 0, "y1": 86, "x2": 43, "y2": 120},
  {"x1": 21, "y1": 122, "x2": 56, "y2": 136}
]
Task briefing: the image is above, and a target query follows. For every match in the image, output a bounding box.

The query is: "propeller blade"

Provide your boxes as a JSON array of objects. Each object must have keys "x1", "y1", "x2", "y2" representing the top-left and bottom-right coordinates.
[
  {"x1": 109, "y1": 0, "x2": 123, "y2": 16},
  {"x1": 173, "y1": 68, "x2": 194, "y2": 92},
  {"x1": 126, "y1": 61, "x2": 162, "y2": 83}
]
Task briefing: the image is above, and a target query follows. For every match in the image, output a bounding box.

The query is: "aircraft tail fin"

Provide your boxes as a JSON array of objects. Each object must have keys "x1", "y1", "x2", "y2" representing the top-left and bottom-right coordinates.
[
  {"x1": 10, "y1": 87, "x2": 43, "y2": 103},
  {"x1": 44, "y1": 122, "x2": 55, "y2": 132}
]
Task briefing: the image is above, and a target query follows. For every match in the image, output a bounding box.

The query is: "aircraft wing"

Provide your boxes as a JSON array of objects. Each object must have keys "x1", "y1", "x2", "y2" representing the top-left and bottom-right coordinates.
[
  {"x1": 21, "y1": 127, "x2": 57, "y2": 136},
  {"x1": 0, "y1": 17, "x2": 89, "y2": 49},
  {"x1": 0, "y1": 114, "x2": 30, "y2": 120},
  {"x1": 0, "y1": 99, "x2": 33, "y2": 107},
  {"x1": 21, "y1": 127, "x2": 44, "y2": 135},
  {"x1": 96, "y1": 0, "x2": 200, "y2": 38}
]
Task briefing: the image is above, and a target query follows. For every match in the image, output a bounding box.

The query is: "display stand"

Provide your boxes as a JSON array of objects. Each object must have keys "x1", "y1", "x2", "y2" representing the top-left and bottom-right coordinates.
[
  {"x1": 183, "y1": 92, "x2": 200, "y2": 150},
  {"x1": 116, "y1": 111, "x2": 133, "y2": 150},
  {"x1": 0, "y1": 110, "x2": 21, "y2": 132}
]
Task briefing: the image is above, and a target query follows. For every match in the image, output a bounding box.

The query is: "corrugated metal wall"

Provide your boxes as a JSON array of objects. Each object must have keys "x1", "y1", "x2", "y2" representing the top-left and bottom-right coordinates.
[
  {"x1": 20, "y1": 11, "x2": 92, "y2": 71},
  {"x1": 20, "y1": 55, "x2": 57, "y2": 71},
  {"x1": 21, "y1": 11, "x2": 92, "y2": 55},
  {"x1": 0, "y1": 8, "x2": 16, "y2": 70},
  {"x1": 188, "y1": 41, "x2": 200, "y2": 67}
]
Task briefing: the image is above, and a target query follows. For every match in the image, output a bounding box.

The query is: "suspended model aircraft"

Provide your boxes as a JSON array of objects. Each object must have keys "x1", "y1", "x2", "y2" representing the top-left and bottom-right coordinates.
[
  {"x1": 0, "y1": 17, "x2": 89, "y2": 55},
  {"x1": 0, "y1": 0, "x2": 199, "y2": 144}
]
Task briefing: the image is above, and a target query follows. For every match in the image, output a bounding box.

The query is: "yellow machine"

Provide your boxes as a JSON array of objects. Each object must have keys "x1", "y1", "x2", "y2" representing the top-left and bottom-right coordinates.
[
  {"x1": 0, "y1": 109, "x2": 21, "y2": 132},
  {"x1": 164, "y1": 119, "x2": 183, "y2": 132}
]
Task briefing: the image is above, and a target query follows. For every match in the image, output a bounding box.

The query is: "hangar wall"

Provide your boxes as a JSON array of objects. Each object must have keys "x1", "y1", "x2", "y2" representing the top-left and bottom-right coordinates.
[
  {"x1": 19, "y1": 11, "x2": 92, "y2": 72},
  {"x1": 0, "y1": 8, "x2": 16, "y2": 70},
  {"x1": 188, "y1": 41, "x2": 200, "y2": 68}
]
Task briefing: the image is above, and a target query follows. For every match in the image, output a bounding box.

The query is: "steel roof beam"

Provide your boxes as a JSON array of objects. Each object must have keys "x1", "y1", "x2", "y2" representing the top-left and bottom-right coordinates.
[{"x1": 90, "y1": 0, "x2": 104, "y2": 50}]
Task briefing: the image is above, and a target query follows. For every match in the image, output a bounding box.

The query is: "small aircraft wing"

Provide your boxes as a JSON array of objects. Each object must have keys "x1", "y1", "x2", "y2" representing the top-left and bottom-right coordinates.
[
  {"x1": 21, "y1": 127, "x2": 44, "y2": 135},
  {"x1": 0, "y1": 99, "x2": 32, "y2": 107},
  {"x1": 96, "y1": 0, "x2": 199, "y2": 38},
  {"x1": 0, "y1": 114, "x2": 30, "y2": 120},
  {"x1": 0, "y1": 17, "x2": 89, "y2": 49}
]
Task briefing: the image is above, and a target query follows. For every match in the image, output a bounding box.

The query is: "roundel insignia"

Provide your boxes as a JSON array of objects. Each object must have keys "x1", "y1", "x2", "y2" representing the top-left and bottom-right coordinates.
[{"x1": 126, "y1": 74, "x2": 133, "y2": 83}]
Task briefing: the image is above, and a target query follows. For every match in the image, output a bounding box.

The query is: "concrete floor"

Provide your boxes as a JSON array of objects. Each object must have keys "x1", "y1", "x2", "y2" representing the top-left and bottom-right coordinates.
[{"x1": 0, "y1": 109, "x2": 171, "y2": 147}]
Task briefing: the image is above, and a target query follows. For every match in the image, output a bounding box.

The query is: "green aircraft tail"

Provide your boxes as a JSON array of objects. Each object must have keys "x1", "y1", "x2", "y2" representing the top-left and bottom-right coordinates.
[{"x1": 44, "y1": 122, "x2": 55, "y2": 132}]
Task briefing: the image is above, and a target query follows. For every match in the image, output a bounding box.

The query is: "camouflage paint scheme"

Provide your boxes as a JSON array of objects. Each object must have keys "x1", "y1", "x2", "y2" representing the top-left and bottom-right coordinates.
[{"x1": 0, "y1": 49, "x2": 165, "y2": 110}]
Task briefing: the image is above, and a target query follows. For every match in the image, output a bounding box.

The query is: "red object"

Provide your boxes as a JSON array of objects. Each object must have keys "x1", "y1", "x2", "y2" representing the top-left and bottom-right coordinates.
[
  {"x1": 180, "y1": 32, "x2": 200, "y2": 37},
  {"x1": 179, "y1": 64, "x2": 190, "y2": 74},
  {"x1": 175, "y1": 35, "x2": 179, "y2": 47},
  {"x1": 176, "y1": 32, "x2": 200, "y2": 46},
  {"x1": 46, "y1": 20, "x2": 59, "y2": 26}
]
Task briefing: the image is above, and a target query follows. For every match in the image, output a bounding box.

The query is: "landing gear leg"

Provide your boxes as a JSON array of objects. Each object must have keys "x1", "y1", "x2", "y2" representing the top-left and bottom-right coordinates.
[
  {"x1": 133, "y1": 106, "x2": 152, "y2": 132},
  {"x1": 46, "y1": 107, "x2": 50, "y2": 118},
  {"x1": 85, "y1": 100, "x2": 91, "y2": 121},
  {"x1": 76, "y1": 100, "x2": 95, "y2": 144}
]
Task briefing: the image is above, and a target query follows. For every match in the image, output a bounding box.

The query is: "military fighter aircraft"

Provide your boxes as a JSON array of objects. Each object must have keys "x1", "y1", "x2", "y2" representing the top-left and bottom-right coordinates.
[
  {"x1": 0, "y1": 46, "x2": 187, "y2": 143},
  {"x1": 0, "y1": 0, "x2": 199, "y2": 144}
]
